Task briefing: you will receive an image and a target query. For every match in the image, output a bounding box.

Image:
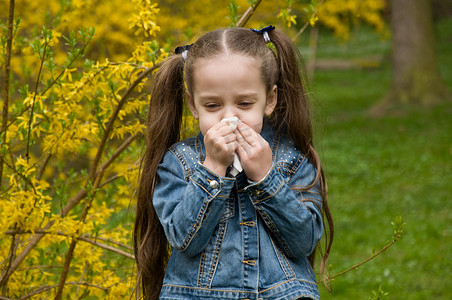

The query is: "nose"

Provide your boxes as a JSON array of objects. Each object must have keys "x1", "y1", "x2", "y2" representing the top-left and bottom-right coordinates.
[{"x1": 222, "y1": 107, "x2": 236, "y2": 119}]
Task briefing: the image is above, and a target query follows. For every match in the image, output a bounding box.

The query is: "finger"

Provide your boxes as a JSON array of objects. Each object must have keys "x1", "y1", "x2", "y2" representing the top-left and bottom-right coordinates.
[
  {"x1": 206, "y1": 123, "x2": 235, "y2": 144},
  {"x1": 223, "y1": 132, "x2": 237, "y2": 144},
  {"x1": 236, "y1": 121, "x2": 261, "y2": 148},
  {"x1": 236, "y1": 140, "x2": 248, "y2": 158},
  {"x1": 215, "y1": 122, "x2": 236, "y2": 135},
  {"x1": 235, "y1": 129, "x2": 252, "y2": 155}
]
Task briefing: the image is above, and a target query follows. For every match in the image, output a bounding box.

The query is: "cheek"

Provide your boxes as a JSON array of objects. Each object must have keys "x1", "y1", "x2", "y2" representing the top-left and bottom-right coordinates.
[{"x1": 198, "y1": 116, "x2": 217, "y2": 136}]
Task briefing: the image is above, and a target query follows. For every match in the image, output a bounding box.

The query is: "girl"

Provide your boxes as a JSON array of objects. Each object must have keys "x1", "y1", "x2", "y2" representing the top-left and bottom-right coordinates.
[{"x1": 134, "y1": 26, "x2": 333, "y2": 300}]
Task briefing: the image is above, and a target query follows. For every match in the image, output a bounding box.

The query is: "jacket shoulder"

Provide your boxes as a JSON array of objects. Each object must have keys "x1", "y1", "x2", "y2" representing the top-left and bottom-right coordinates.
[
  {"x1": 168, "y1": 136, "x2": 201, "y2": 181},
  {"x1": 272, "y1": 134, "x2": 306, "y2": 178}
]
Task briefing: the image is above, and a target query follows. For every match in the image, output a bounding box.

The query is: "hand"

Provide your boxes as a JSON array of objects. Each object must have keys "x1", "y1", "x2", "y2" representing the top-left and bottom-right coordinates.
[
  {"x1": 203, "y1": 121, "x2": 237, "y2": 177},
  {"x1": 235, "y1": 121, "x2": 273, "y2": 182}
]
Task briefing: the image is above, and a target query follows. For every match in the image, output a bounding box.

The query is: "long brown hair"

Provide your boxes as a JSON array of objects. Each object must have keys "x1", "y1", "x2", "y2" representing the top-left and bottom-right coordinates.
[{"x1": 134, "y1": 27, "x2": 333, "y2": 299}]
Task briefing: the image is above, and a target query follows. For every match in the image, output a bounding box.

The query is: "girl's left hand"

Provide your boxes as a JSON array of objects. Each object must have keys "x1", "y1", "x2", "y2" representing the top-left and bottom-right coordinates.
[{"x1": 235, "y1": 121, "x2": 273, "y2": 182}]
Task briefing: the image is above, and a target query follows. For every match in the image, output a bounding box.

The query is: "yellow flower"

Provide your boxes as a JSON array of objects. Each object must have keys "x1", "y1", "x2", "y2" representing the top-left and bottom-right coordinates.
[
  {"x1": 61, "y1": 68, "x2": 77, "y2": 82},
  {"x1": 309, "y1": 15, "x2": 319, "y2": 27}
]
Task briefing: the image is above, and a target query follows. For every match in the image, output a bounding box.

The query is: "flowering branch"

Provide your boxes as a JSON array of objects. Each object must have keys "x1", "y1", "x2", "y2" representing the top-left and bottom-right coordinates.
[
  {"x1": 26, "y1": 28, "x2": 50, "y2": 164},
  {"x1": 87, "y1": 63, "x2": 160, "y2": 183},
  {"x1": 292, "y1": 0, "x2": 324, "y2": 42},
  {"x1": 0, "y1": 0, "x2": 15, "y2": 189}
]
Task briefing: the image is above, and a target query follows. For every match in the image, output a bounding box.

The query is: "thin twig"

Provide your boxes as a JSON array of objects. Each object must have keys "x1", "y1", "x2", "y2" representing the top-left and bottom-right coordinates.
[
  {"x1": 0, "y1": 225, "x2": 18, "y2": 295},
  {"x1": 98, "y1": 174, "x2": 122, "y2": 188},
  {"x1": 236, "y1": 0, "x2": 263, "y2": 27},
  {"x1": 100, "y1": 131, "x2": 142, "y2": 173},
  {"x1": 78, "y1": 236, "x2": 134, "y2": 259},
  {"x1": 75, "y1": 262, "x2": 89, "y2": 299},
  {"x1": 39, "y1": 31, "x2": 94, "y2": 97},
  {"x1": 19, "y1": 281, "x2": 108, "y2": 300},
  {"x1": 26, "y1": 33, "x2": 49, "y2": 164},
  {"x1": 91, "y1": 235, "x2": 133, "y2": 251},
  {"x1": 317, "y1": 234, "x2": 402, "y2": 284},
  {"x1": 37, "y1": 153, "x2": 52, "y2": 181},
  {"x1": 4, "y1": 229, "x2": 134, "y2": 259},
  {"x1": 292, "y1": 0, "x2": 324, "y2": 42}
]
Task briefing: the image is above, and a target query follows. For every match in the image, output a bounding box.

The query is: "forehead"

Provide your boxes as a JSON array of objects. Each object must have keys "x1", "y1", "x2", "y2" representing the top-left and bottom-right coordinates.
[
  {"x1": 191, "y1": 54, "x2": 264, "y2": 92},
  {"x1": 195, "y1": 54, "x2": 259, "y2": 73}
]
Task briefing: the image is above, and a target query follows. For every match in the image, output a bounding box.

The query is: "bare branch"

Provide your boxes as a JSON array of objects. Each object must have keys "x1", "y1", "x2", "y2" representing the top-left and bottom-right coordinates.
[
  {"x1": 18, "y1": 281, "x2": 108, "y2": 300},
  {"x1": 78, "y1": 236, "x2": 134, "y2": 260},
  {"x1": 37, "y1": 153, "x2": 52, "y2": 181},
  {"x1": 98, "y1": 174, "x2": 122, "y2": 188},
  {"x1": 0, "y1": 228, "x2": 49, "y2": 287},
  {"x1": 317, "y1": 233, "x2": 402, "y2": 284},
  {"x1": 0, "y1": 226, "x2": 18, "y2": 294},
  {"x1": 89, "y1": 235, "x2": 133, "y2": 251},
  {"x1": 54, "y1": 239, "x2": 76, "y2": 300},
  {"x1": 100, "y1": 131, "x2": 142, "y2": 172},
  {"x1": 4, "y1": 229, "x2": 136, "y2": 259},
  {"x1": 236, "y1": 0, "x2": 262, "y2": 27}
]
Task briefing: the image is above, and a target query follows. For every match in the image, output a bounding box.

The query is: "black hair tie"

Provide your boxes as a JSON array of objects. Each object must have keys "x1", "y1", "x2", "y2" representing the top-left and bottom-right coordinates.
[
  {"x1": 174, "y1": 44, "x2": 193, "y2": 60},
  {"x1": 250, "y1": 25, "x2": 275, "y2": 43}
]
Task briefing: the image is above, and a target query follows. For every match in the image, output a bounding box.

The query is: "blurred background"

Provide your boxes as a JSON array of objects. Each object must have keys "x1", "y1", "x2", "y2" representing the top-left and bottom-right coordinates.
[{"x1": 0, "y1": 0, "x2": 451, "y2": 299}]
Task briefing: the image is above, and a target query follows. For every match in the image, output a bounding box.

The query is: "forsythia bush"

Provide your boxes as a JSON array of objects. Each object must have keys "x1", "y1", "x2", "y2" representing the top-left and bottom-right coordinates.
[
  {"x1": 0, "y1": 0, "x2": 168, "y2": 298},
  {"x1": 156, "y1": 0, "x2": 387, "y2": 44},
  {"x1": 317, "y1": 0, "x2": 387, "y2": 40},
  {"x1": 0, "y1": 0, "x2": 386, "y2": 298}
]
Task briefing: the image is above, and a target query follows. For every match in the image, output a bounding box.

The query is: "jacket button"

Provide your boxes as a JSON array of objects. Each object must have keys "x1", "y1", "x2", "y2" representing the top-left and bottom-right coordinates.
[{"x1": 209, "y1": 180, "x2": 219, "y2": 189}]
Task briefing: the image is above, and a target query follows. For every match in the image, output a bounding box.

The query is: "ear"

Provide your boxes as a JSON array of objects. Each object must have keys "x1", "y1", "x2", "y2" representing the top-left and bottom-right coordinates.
[
  {"x1": 187, "y1": 92, "x2": 199, "y2": 119},
  {"x1": 264, "y1": 85, "x2": 277, "y2": 116}
]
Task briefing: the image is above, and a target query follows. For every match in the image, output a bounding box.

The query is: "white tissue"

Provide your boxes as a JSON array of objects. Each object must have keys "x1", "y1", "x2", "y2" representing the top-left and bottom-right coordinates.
[{"x1": 222, "y1": 117, "x2": 242, "y2": 177}]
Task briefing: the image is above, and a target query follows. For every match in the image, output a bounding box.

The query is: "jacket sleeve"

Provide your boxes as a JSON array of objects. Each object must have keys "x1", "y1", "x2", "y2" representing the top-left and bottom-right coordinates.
[
  {"x1": 153, "y1": 149, "x2": 235, "y2": 256},
  {"x1": 245, "y1": 157, "x2": 323, "y2": 258}
]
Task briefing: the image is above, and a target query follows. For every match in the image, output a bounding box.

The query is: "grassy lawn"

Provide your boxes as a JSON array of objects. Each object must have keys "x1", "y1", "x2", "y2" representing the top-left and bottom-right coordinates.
[{"x1": 303, "y1": 19, "x2": 452, "y2": 299}]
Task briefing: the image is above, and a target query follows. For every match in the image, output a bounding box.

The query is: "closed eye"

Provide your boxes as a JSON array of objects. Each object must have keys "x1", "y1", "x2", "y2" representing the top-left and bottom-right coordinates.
[
  {"x1": 238, "y1": 102, "x2": 253, "y2": 108},
  {"x1": 204, "y1": 103, "x2": 220, "y2": 110}
]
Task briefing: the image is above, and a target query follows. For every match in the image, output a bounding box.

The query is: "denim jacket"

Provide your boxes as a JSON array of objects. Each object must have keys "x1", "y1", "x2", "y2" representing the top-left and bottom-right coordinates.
[{"x1": 153, "y1": 123, "x2": 324, "y2": 300}]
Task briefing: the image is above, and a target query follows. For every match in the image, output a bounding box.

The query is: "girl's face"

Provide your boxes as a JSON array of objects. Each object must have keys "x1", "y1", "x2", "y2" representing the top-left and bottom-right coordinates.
[{"x1": 188, "y1": 54, "x2": 277, "y2": 135}]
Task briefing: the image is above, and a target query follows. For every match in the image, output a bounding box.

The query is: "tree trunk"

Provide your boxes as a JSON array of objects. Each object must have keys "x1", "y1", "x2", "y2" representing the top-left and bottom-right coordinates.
[{"x1": 372, "y1": 0, "x2": 449, "y2": 115}]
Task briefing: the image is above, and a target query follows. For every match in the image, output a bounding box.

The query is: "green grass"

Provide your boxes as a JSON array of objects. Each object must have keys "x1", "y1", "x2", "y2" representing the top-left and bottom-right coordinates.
[{"x1": 304, "y1": 20, "x2": 452, "y2": 299}]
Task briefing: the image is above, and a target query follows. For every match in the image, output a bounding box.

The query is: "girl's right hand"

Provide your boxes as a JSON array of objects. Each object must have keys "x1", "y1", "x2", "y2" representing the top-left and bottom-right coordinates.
[{"x1": 202, "y1": 121, "x2": 237, "y2": 177}]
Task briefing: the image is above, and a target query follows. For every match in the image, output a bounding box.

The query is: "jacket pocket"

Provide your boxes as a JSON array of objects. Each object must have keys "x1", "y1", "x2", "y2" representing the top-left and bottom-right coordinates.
[{"x1": 197, "y1": 220, "x2": 229, "y2": 288}]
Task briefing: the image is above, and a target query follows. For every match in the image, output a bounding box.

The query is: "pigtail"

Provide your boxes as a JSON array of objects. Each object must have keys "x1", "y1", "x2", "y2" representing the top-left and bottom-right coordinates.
[
  {"x1": 134, "y1": 54, "x2": 186, "y2": 300},
  {"x1": 268, "y1": 30, "x2": 312, "y2": 155},
  {"x1": 269, "y1": 29, "x2": 334, "y2": 287}
]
